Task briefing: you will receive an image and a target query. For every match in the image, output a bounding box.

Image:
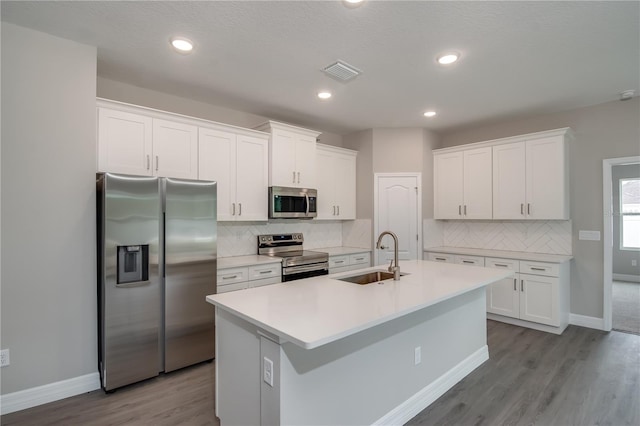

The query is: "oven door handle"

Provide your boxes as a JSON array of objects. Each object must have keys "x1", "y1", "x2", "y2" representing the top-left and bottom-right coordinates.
[{"x1": 282, "y1": 262, "x2": 329, "y2": 276}]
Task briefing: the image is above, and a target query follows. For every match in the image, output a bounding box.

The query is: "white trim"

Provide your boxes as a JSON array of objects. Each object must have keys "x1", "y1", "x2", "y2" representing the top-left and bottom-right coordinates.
[
  {"x1": 0, "y1": 372, "x2": 100, "y2": 415},
  {"x1": 603, "y1": 156, "x2": 640, "y2": 333},
  {"x1": 569, "y1": 313, "x2": 606, "y2": 331},
  {"x1": 373, "y1": 345, "x2": 488, "y2": 426},
  {"x1": 613, "y1": 273, "x2": 640, "y2": 283},
  {"x1": 373, "y1": 173, "x2": 423, "y2": 266}
]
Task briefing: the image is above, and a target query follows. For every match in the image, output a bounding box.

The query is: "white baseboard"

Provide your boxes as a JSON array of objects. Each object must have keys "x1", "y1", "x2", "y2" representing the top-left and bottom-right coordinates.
[
  {"x1": 373, "y1": 345, "x2": 488, "y2": 425},
  {"x1": 487, "y1": 313, "x2": 567, "y2": 335},
  {"x1": 569, "y1": 313, "x2": 605, "y2": 331},
  {"x1": 613, "y1": 273, "x2": 640, "y2": 283},
  {"x1": 0, "y1": 372, "x2": 100, "y2": 415}
]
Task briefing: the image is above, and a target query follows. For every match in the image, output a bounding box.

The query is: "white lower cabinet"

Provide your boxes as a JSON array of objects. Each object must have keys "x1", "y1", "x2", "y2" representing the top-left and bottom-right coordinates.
[
  {"x1": 329, "y1": 252, "x2": 371, "y2": 274},
  {"x1": 217, "y1": 263, "x2": 281, "y2": 293},
  {"x1": 453, "y1": 254, "x2": 485, "y2": 266},
  {"x1": 425, "y1": 252, "x2": 454, "y2": 263}
]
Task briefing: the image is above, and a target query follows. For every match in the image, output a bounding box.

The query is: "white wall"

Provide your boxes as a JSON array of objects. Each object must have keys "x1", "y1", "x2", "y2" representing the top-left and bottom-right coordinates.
[
  {"x1": 440, "y1": 97, "x2": 640, "y2": 319},
  {"x1": 1, "y1": 24, "x2": 97, "y2": 394}
]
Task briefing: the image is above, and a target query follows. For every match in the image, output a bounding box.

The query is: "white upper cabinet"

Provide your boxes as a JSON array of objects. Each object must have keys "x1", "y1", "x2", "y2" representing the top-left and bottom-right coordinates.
[
  {"x1": 152, "y1": 119, "x2": 198, "y2": 179},
  {"x1": 316, "y1": 144, "x2": 357, "y2": 220},
  {"x1": 434, "y1": 147, "x2": 492, "y2": 219},
  {"x1": 493, "y1": 134, "x2": 569, "y2": 220},
  {"x1": 198, "y1": 127, "x2": 268, "y2": 222},
  {"x1": 97, "y1": 108, "x2": 153, "y2": 176},
  {"x1": 254, "y1": 121, "x2": 321, "y2": 189},
  {"x1": 435, "y1": 127, "x2": 572, "y2": 221}
]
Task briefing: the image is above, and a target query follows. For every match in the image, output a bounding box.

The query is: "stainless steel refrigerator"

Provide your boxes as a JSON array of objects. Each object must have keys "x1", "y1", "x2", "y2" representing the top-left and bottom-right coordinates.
[{"x1": 97, "y1": 173, "x2": 217, "y2": 391}]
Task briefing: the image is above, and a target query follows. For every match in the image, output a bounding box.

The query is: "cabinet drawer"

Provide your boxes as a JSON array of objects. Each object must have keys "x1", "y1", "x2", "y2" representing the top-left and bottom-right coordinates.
[
  {"x1": 217, "y1": 282, "x2": 247, "y2": 294},
  {"x1": 485, "y1": 257, "x2": 520, "y2": 272},
  {"x1": 248, "y1": 264, "x2": 280, "y2": 281},
  {"x1": 217, "y1": 267, "x2": 248, "y2": 285},
  {"x1": 349, "y1": 252, "x2": 371, "y2": 266},
  {"x1": 249, "y1": 276, "x2": 281, "y2": 288},
  {"x1": 427, "y1": 252, "x2": 454, "y2": 263},
  {"x1": 329, "y1": 255, "x2": 349, "y2": 268},
  {"x1": 454, "y1": 255, "x2": 485, "y2": 266},
  {"x1": 520, "y1": 261, "x2": 559, "y2": 277}
]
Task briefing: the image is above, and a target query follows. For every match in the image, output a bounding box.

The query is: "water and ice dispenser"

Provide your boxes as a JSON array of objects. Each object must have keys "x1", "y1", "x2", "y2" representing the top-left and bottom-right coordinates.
[{"x1": 117, "y1": 245, "x2": 149, "y2": 284}]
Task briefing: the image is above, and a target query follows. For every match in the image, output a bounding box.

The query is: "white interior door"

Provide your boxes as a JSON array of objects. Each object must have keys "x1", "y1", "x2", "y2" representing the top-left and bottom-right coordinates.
[{"x1": 374, "y1": 174, "x2": 421, "y2": 266}]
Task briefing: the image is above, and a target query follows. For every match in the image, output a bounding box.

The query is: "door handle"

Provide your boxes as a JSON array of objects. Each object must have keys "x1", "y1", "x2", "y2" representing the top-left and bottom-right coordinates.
[
  {"x1": 521, "y1": 280, "x2": 524, "y2": 292},
  {"x1": 464, "y1": 205, "x2": 467, "y2": 216},
  {"x1": 527, "y1": 203, "x2": 531, "y2": 215},
  {"x1": 521, "y1": 203, "x2": 524, "y2": 215},
  {"x1": 232, "y1": 203, "x2": 236, "y2": 216},
  {"x1": 146, "y1": 155, "x2": 150, "y2": 170},
  {"x1": 333, "y1": 206, "x2": 336, "y2": 215},
  {"x1": 337, "y1": 205, "x2": 340, "y2": 216},
  {"x1": 513, "y1": 278, "x2": 517, "y2": 291},
  {"x1": 458, "y1": 205, "x2": 462, "y2": 216},
  {"x1": 155, "y1": 155, "x2": 159, "y2": 171},
  {"x1": 238, "y1": 203, "x2": 242, "y2": 216}
]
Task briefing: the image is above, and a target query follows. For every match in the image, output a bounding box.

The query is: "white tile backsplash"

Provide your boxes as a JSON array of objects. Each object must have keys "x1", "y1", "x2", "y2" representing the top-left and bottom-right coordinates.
[
  {"x1": 342, "y1": 219, "x2": 372, "y2": 249},
  {"x1": 423, "y1": 219, "x2": 444, "y2": 249},
  {"x1": 442, "y1": 220, "x2": 572, "y2": 255},
  {"x1": 218, "y1": 220, "x2": 343, "y2": 257}
]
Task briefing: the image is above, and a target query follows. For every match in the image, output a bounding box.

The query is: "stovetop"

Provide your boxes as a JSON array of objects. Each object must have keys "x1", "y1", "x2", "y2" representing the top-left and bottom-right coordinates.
[{"x1": 257, "y1": 234, "x2": 328, "y2": 267}]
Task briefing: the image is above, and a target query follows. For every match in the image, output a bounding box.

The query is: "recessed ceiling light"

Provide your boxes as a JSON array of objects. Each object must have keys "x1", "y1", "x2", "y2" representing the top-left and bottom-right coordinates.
[
  {"x1": 318, "y1": 91, "x2": 332, "y2": 100},
  {"x1": 343, "y1": 0, "x2": 365, "y2": 8},
  {"x1": 424, "y1": 111, "x2": 437, "y2": 117},
  {"x1": 437, "y1": 52, "x2": 459, "y2": 65},
  {"x1": 170, "y1": 37, "x2": 194, "y2": 53}
]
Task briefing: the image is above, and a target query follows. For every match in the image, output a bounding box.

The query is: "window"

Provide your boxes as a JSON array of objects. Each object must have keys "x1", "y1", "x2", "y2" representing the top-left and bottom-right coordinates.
[{"x1": 620, "y1": 178, "x2": 640, "y2": 250}]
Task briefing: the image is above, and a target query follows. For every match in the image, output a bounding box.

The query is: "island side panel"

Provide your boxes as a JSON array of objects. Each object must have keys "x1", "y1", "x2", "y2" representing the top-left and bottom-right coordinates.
[
  {"x1": 279, "y1": 287, "x2": 488, "y2": 425},
  {"x1": 216, "y1": 309, "x2": 261, "y2": 426}
]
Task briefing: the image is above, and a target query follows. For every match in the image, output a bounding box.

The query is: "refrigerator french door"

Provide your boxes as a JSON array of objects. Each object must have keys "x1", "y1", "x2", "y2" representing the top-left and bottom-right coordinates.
[{"x1": 97, "y1": 173, "x2": 217, "y2": 391}]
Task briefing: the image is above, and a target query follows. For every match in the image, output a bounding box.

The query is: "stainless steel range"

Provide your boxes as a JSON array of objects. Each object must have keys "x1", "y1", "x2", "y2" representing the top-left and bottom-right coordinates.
[{"x1": 258, "y1": 233, "x2": 329, "y2": 282}]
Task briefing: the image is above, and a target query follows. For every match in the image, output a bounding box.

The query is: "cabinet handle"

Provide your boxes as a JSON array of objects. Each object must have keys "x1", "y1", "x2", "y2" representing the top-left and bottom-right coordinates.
[
  {"x1": 521, "y1": 203, "x2": 524, "y2": 215},
  {"x1": 293, "y1": 171, "x2": 296, "y2": 183},
  {"x1": 238, "y1": 203, "x2": 242, "y2": 216},
  {"x1": 297, "y1": 172, "x2": 300, "y2": 184},
  {"x1": 222, "y1": 275, "x2": 238, "y2": 280},
  {"x1": 527, "y1": 203, "x2": 531, "y2": 215},
  {"x1": 155, "y1": 155, "x2": 159, "y2": 171},
  {"x1": 232, "y1": 203, "x2": 236, "y2": 216},
  {"x1": 146, "y1": 155, "x2": 150, "y2": 170},
  {"x1": 521, "y1": 280, "x2": 524, "y2": 292},
  {"x1": 435, "y1": 257, "x2": 446, "y2": 261},
  {"x1": 259, "y1": 270, "x2": 271, "y2": 274},
  {"x1": 464, "y1": 205, "x2": 467, "y2": 216},
  {"x1": 355, "y1": 257, "x2": 364, "y2": 261},
  {"x1": 333, "y1": 206, "x2": 336, "y2": 215},
  {"x1": 337, "y1": 205, "x2": 340, "y2": 216},
  {"x1": 530, "y1": 267, "x2": 546, "y2": 271},
  {"x1": 459, "y1": 205, "x2": 462, "y2": 216},
  {"x1": 495, "y1": 263, "x2": 508, "y2": 267},
  {"x1": 335, "y1": 260, "x2": 345, "y2": 264},
  {"x1": 513, "y1": 278, "x2": 517, "y2": 291},
  {"x1": 462, "y1": 260, "x2": 475, "y2": 264}
]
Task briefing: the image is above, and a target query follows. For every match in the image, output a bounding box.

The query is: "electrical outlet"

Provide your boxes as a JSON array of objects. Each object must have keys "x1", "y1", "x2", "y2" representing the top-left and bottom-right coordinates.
[
  {"x1": 263, "y1": 357, "x2": 273, "y2": 387},
  {"x1": 1, "y1": 349, "x2": 10, "y2": 367},
  {"x1": 414, "y1": 346, "x2": 421, "y2": 365}
]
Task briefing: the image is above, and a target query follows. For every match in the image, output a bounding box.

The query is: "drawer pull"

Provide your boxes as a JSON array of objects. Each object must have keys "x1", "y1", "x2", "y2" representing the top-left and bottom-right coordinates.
[
  {"x1": 335, "y1": 260, "x2": 345, "y2": 264},
  {"x1": 494, "y1": 263, "x2": 508, "y2": 267},
  {"x1": 259, "y1": 270, "x2": 272, "y2": 274},
  {"x1": 354, "y1": 257, "x2": 364, "y2": 261},
  {"x1": 530, "y1": 267, "x2": 546, "y2": 271},
  {"x1": 222, "y1": 275, "x2": 238, "y2": 280},
  {"x1": 462, "y1": 260, "x2": 475, "y2": 264},
  {"x1": 435, "y1": 257, "x2": 446, "y2": 261}
]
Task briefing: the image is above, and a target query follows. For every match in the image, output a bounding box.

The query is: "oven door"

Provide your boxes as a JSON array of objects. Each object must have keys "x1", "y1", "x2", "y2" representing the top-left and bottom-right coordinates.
[
  {"x1": 270, "y1": 186, "x2": 317, "y2": 219},
  {"x1": 282, "y1": 262, "x2": 329, "y2": 282}
]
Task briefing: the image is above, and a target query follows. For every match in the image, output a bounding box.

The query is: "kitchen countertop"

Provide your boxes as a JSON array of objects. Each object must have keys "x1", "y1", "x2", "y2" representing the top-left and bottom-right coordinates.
[
  {"x1": 206, "y1": 259, "x2": 511, "y2": 349},
  {"x1": 217, "y1": 255, "x2": 281, "y2": 269},
  {"x1": 424, "y1": 246, "x2": 573, "y2": 263},
  {"x1": 315, "y1": 246, "x2": 371, "y2": 256}
]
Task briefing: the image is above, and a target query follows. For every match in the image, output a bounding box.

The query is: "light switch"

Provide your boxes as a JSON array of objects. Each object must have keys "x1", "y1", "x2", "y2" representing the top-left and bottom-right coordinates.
[{"x1": 579, "y1": 230, "x2": 601, "y2": 241}]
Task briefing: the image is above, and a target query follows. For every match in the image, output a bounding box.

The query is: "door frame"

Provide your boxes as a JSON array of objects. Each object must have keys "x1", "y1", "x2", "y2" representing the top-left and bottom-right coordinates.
[
  {"x1": 602, "y1": 156, "x2": 640, "y2": 332},
  {"x1": 373, "y1": 173, "x2": 422, "y2": 266}
]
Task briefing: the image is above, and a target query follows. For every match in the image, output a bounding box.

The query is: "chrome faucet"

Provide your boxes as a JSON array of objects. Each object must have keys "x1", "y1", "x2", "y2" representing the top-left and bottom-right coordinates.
[{"x1": 376, "y1": 231, "x2": 400, "y2": 280}]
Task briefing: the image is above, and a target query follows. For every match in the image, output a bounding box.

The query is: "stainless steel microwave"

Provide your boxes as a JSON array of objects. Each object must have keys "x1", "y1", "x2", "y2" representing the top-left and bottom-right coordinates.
[{"x1": 269, "y1": 186, "x2": 317, "y2": 219}]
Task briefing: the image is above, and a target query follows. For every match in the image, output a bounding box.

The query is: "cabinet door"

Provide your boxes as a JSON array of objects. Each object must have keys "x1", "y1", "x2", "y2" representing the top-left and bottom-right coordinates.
[
  {"x1": 463, "y1": 147, "x2": 493, "y2": 219},
  {"x1": 434, "y1": 152, "x2": 464, "y2": 219},
  {"x1": 526, "y1": 136, "x2": 567, "y2": 219},
  {"x1": 493, "y1": 142, "x2": 526, "y2": 219},
  {"x1": 270, "y1": 129, "x2": 297, "y2": 187},
  {"x1": 98, "y1": 108, "x2": 152, "y2": 175},
  {"x1": 487, "y1": 274, "x2": 520, "y2": 318},
  {"x1": 315, "y1": 149, "x2": 336, "y2": 219},
  {"x1": 294, "y1": 134, "x2": 317, "y2": 188},
  {"x1": 198, "y1": 128, "x2": 236, "y2": 221},
  {"x1": 153, "y1": 119, "x2": 198, "y2": 179},
  {"x1": 335, "y1": 153, "x2": 356, "y2": 219},
  {"x1": 235, "y1": 135, "x2": 268, "y2": 221},
  {"x1": 519, "y1": 274, "x2": 559, "y2": 326}
]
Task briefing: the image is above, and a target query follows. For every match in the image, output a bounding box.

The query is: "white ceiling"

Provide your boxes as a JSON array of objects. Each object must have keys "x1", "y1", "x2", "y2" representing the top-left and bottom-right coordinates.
[{"x1": 2, "y1": 1, "x2": 639, "y2": 135}]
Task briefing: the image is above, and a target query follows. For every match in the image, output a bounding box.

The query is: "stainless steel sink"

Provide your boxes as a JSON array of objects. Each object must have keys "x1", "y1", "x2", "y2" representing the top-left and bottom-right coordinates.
[{"x1": 338, "y1": 270, "x2": 408, "y2": 285}]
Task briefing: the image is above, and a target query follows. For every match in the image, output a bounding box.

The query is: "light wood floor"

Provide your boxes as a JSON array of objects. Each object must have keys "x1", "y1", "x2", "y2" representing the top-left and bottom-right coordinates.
[{"x1": 2, "y1": 321, "x2": 639, "y2": 425}]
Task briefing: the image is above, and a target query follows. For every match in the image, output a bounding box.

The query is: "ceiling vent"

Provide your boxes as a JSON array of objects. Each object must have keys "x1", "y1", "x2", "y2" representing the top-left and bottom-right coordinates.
[{"x1": 323, "y1": 60, "x2": 362, "y2": 82}]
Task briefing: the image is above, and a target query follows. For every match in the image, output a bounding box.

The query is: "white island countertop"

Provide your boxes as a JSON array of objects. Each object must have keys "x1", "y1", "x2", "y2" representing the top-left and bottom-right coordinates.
[{"x1": 206, "y1": 260, "x2": 511, "y2": 349}]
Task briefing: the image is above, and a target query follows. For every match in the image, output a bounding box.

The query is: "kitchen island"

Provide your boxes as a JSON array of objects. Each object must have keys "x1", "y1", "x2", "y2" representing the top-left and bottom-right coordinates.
[{"x1": 206, "y1": 260, "x2": 511, "y2": 425}]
